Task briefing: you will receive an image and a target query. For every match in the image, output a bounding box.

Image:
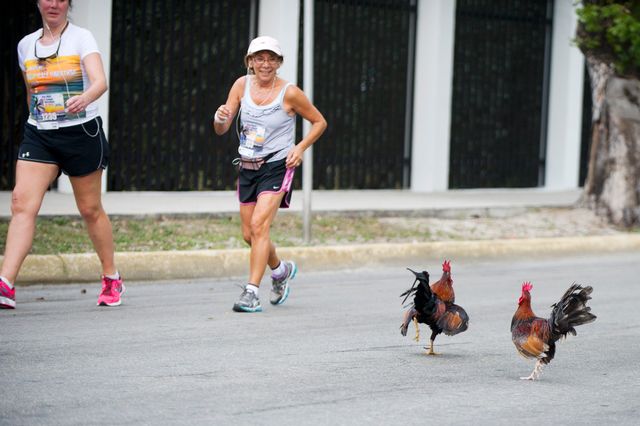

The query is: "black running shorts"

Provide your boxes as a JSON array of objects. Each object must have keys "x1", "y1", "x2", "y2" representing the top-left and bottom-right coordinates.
[
  {"x1": 237, "y1": 159, "x2": 295, "y2": 208},
  {"x1": 18, "y1": 116, "x2": 109, "y2": 177}
]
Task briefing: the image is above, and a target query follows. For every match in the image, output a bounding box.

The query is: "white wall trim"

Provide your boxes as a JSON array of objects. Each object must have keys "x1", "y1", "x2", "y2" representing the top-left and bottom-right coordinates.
[
  {"x1": 257, "y1": 0, "x2": 300, "y2": 85},
  {"x1": 410, "y1": 0, "x2": 456, "y2": 192},
  {"x1": 545, "y1": 0, "x2": 584, "y2": 189}
]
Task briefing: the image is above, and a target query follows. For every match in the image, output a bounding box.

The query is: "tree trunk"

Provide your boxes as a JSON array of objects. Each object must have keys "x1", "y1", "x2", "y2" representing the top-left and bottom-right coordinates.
[{"x1": 580, "y1": 56, "x2": 640, "y2": 228}]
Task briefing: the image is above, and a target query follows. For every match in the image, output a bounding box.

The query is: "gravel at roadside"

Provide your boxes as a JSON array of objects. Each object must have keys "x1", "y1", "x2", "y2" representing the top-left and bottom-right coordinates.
[{"x1": 376, "y1": 207, "x2": 627, "y2": 242}]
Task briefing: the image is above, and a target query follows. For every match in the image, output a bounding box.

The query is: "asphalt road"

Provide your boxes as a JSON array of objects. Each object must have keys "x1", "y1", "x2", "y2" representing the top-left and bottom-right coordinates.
[{"x1": 1, "y1": 252, "x2": 639, "y2": 425}]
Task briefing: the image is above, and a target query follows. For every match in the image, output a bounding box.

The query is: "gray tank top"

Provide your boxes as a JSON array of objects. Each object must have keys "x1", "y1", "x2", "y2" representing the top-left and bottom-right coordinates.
[{"x1": 238, "y1": 76, "x2": 295, "y2": 161}]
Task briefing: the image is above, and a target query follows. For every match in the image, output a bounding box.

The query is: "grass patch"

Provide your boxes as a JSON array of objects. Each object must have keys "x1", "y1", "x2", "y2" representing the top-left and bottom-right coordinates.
[{"x1": 0, "y1": 208, "x2": 632, "y2": 255}]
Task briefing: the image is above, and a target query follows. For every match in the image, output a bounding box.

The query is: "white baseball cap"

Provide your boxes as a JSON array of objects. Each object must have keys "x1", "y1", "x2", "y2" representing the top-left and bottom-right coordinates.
[{"x1": 245, "y1": 36, "x2": 283, "y2": 61}]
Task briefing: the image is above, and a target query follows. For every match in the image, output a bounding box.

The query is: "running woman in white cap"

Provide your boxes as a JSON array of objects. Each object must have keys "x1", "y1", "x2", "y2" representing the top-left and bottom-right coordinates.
[{"x1": 213, "y1": 36, "x2": 327, "y2": 312}]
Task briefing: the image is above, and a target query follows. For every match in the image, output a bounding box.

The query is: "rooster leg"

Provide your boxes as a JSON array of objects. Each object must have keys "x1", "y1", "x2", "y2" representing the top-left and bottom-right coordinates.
[
  {"x1": 425, "y1": 331, "x2": 439, "y2": 355},
  {"x1": 413, "y1": 316, "x2": 420, "y2": 342},
  {"x1": 533, "y1": 361, "x2": 545, "y2": 379},
  {"x1": 426, "y1": 340, "x2": 438, "y2": 355},
  {"x1": 520, "y1": 360, "x2": 544, "y2": 381}
]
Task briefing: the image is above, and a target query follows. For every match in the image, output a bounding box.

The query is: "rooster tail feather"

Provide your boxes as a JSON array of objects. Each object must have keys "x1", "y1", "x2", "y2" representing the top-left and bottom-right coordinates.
[
  {"x1": 549, "y1": 284, "x2": 596, "y2": 341},
  {"x1": 438, "y1": 303, "x2": 470, "y2": 336},
  {"x1": 400, "y1": 279, "x2": 418, "y2": 305},
  {"x1": 400, "y1": 307, "x2": 417, "y2": 336},
  {"x1": 401, "y1": 268, "x2": 431, "y2": 305}
]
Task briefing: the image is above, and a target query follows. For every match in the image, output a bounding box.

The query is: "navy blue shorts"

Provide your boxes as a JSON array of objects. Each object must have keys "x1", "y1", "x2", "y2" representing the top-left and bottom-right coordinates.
[
  {"x1": 18, "y1": 116, "x2": 109, "y2": 177},
  {"x1": 237, "y1": 159, "x2": 295, "y2": 208}
]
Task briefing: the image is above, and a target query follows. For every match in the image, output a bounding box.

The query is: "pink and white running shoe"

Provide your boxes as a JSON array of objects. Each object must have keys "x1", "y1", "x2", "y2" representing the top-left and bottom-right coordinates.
[
  {"x1": 0, "y1": 277, "x2": 16, "y2": 309},
  {"x1": 97, "y1": 275, "x2": 125, "y2": 307}
]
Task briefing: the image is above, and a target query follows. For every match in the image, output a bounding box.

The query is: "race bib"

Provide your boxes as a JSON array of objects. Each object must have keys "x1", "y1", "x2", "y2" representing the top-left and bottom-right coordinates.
[
  {"x1": 33, "y1": 93, "x2": 65, "y2": 122},
  {"x1": 239, "y1": 124, "x2": 267, "y2": 157}
]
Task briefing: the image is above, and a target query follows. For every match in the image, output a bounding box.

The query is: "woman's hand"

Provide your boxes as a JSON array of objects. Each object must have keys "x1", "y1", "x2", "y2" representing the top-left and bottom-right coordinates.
[
  {"x1": 215, "y1": 105, "x2": 231, "y2": 124},
  {"x1": 65, "y1": 94, "x2": 90, "y2": 114},
  {"x1": 286, "y1": 144, "x2": 304, "y2": 169}
]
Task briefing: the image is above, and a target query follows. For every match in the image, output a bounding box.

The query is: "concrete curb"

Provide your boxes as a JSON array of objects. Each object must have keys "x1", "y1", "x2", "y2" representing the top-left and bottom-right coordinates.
[{"x1": 6, "y1": 234, "x2": 640, "y2": 284}]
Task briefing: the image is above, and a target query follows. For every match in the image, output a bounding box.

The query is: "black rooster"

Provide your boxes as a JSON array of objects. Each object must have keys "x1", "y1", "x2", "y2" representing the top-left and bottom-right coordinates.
[{"x1": 400, "y1": 261, "x2": 469, "y2": 355}]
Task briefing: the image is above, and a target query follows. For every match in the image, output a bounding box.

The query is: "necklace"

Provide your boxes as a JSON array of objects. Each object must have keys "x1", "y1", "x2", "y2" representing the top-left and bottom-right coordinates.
[{"x1": 252, "y1": 76, "x2": 277, "y2": 106}]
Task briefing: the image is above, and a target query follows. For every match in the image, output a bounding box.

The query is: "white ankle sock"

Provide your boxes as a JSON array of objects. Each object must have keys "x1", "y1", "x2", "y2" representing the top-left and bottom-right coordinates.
[
  {"x1": 271, "y1": 261, "x2": 286, "y2": 277},
  {"x1": 246, "y1": 284, "x2": 259, "y2": 295},
  {"x1": 0, "y1": 276, "x2": 13, "y2": 289},
  {"x1": 105, "y1": 271, "x2": 120, "y2": 280}
]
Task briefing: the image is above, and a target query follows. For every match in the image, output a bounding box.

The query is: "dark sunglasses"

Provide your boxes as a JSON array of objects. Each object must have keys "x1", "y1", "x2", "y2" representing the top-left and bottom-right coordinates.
[{"x1": 34, "y1": 21, "x2": 69, "y2": 61}]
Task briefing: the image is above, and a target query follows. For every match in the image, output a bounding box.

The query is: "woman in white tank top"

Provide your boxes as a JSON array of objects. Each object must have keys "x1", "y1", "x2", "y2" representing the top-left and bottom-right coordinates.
[{"x1": 213, "y1": 36, "x2": 327, "y2": 313}]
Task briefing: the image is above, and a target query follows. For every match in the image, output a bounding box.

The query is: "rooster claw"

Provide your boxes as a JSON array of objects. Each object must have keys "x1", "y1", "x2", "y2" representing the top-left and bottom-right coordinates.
[{"x1": 423, "y1": 347, "x2": 439, "y2": 355}]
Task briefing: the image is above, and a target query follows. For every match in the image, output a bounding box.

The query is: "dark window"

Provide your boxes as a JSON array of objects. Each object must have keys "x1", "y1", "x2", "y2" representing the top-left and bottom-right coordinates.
[
  {"x1": 108, "y1": 0, "x2": 255, "y2": 190},
  {"x1": 1, "y1": 5, "x2": 40, "y2": 190},
  {"x1": 304, "y1": 0, "x2": 417, "y2": 189},
  {"x1": 449, "y1": 0, "x2": 554, "y2": 188}
]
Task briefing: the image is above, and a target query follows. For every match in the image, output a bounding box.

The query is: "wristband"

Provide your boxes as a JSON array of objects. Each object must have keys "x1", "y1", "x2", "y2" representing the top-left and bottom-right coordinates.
[{"x1": 213, "y1": 111, "x2": 227, "y2": 124}]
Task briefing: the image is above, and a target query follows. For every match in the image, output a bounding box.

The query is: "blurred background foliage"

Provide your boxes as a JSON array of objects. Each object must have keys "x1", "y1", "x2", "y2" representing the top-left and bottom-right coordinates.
[{"x1": 575, "y1": 0, "x2": 640, "y2": 77}]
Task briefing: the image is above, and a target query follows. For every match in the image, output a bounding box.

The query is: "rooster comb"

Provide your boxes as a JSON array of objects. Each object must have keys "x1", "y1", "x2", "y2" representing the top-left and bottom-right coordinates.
[
  {"x1": 442, "y1": 260, "x2": 451, "y2": 272},
  {"x1": 521, "y1": 281, "x2": 533, "y2": 292}
]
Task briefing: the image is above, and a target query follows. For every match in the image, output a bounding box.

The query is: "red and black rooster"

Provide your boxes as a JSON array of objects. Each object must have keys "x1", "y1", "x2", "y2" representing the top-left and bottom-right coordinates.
[
  {"x1": 511, "y1": 282, "x2": 596, "y2": 380},
  {"x1": 400, "y1": 260, "x2": 469, "y2": 355}
]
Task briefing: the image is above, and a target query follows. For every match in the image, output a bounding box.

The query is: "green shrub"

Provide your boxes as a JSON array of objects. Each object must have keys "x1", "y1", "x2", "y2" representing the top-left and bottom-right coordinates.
[{"x1": 575, "y1": 0, "x2": 640, "y2": 77}]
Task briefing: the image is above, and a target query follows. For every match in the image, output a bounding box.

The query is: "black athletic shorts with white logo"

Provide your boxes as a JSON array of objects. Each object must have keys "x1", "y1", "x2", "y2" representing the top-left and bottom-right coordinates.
[
  {"x1": 237, "y1": 158, "x2": 295, "y2": 208},
  {"x1": 18, "y1": 116, "x2": 109, "y2": 177}
]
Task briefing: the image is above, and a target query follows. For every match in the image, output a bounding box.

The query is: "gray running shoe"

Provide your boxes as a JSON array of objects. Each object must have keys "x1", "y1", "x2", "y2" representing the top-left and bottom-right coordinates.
[
  {"x1": 233, "y1": 288, "x2": 262, "y2": 312},
  {"x1": 270, "y1": 260, "x2": 297, "y2": 305}
]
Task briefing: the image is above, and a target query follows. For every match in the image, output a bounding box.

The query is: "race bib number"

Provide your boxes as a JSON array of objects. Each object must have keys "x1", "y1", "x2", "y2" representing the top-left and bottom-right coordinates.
[{"x1": 33, "y1": 93, "x2": 65, "y2": 122}]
